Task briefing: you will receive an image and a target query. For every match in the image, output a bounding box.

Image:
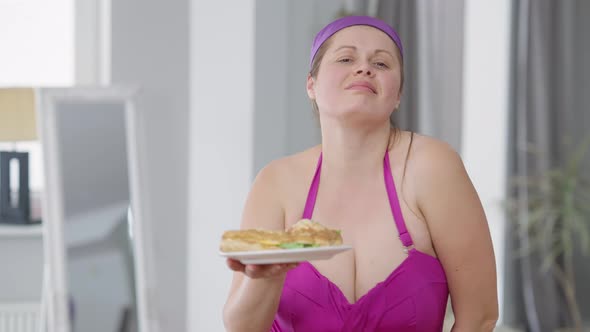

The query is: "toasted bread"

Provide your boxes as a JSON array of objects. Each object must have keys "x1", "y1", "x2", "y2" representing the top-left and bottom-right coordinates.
[{"x1": 220, "y1": 219, "x2": 342, "y2": 252}]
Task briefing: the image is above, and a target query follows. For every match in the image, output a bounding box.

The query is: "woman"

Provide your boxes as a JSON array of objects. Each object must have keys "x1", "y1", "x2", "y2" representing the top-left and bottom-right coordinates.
[{"x1": 223, "y1": 16, "x2": 498, "y2": 331}]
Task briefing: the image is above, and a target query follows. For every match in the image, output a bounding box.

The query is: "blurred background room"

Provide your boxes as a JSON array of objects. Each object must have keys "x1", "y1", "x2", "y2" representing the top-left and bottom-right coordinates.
[{"x1": 0, "y1": 0, "x2": 588, "y2": 331}]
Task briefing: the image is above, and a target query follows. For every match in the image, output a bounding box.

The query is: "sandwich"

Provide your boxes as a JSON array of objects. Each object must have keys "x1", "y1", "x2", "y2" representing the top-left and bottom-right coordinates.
[{"x1": 219, "y1": 219, "x2": 343, "y2": 252}]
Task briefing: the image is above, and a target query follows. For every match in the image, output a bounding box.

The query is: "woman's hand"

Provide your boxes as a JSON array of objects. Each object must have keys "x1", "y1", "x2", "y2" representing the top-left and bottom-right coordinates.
[{"x1": 226, "y1": 258, "x2": 299, "y2": 279}]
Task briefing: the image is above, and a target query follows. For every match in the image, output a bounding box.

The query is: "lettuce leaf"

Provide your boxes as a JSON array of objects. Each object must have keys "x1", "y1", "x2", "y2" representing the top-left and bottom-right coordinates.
[{"x1": 279, "y1": 242, "x2": 319, "y2": 249}]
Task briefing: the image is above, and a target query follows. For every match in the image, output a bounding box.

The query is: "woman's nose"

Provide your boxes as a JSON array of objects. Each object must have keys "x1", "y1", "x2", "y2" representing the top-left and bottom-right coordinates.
[{"x1": 355, "y1": 68, "x2": 373, "y2": 76}]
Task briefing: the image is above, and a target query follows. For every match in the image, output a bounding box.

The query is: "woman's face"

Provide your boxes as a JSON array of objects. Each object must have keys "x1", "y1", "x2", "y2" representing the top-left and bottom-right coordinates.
[{"x1": 307, "y1": 25, "x2": 402, "y2": 123}]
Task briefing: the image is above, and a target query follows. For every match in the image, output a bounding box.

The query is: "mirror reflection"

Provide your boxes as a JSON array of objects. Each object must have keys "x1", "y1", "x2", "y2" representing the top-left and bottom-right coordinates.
[{"x1": 54, "y1": 100, "x2": 137, "y2": 332}]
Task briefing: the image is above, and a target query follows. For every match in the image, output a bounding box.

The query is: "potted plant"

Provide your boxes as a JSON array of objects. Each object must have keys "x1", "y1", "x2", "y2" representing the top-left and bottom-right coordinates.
[{"x1": 506, "y1": 136, "x2": 590, "y2": 332}]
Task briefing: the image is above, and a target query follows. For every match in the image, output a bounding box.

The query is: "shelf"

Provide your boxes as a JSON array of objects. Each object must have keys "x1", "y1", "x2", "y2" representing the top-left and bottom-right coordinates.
[{"x1": 0, "y1": 224, "x2": 43, "y2": 237}]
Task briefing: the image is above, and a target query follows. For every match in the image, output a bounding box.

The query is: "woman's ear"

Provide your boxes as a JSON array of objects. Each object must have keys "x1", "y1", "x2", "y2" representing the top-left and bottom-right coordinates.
[{"x1": 306, "y1": 74, "x2": 316, "y2": 100}]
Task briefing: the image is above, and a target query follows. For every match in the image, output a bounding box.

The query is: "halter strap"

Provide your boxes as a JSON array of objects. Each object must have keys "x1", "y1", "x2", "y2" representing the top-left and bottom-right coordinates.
[
  {"x1": 301, "y1": 151, "x2": 413, "y2": 247},
  {"x1": 302, "y1": 153, "x2": 322, "y2": 219},
  {"x1": 383, "y1": 150, "x2": 413, "y2": 247}
]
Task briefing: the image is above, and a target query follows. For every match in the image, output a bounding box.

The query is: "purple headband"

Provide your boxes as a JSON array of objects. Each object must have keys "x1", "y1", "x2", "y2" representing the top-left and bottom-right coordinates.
[{"x1": 309, "y1": 16, "x2": 403, "y2": 67}]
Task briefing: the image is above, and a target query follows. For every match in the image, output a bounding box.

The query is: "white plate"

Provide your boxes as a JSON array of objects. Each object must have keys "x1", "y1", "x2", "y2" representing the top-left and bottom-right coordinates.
[{"x1": 219, "y1": 245, "x2": 352, "y2": 264}]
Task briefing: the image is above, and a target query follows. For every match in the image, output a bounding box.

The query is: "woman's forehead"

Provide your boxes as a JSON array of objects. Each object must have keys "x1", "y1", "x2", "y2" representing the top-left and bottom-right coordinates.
[{"x1": 328, "y1": 25, "x2": 397, "y2": 52}]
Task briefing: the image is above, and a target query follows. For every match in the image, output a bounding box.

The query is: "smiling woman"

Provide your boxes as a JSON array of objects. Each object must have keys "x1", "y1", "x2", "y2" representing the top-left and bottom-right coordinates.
[
  {"x1": 222, "y1": 15, "x2": 498, "y2": 332},
  {"x1": 308, "y1": 18, "x2": 405, "y2": 123},
  {"x1": 307, "y1": 24, "x2": 402, "y2": 127}
]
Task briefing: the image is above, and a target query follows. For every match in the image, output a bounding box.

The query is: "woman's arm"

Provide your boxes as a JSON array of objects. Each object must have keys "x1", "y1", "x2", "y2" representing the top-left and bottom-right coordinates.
[
  {"x1": 414, "y1": 139, "x2": 498, "y2": 331},
  {"x1": 222, "y1": 161, "x2": 295, "y2": 332}
]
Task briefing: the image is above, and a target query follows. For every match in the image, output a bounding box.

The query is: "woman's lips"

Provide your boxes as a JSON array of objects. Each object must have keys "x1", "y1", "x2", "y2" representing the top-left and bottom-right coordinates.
[{"x1": 346, "y1": 81, "x2": 376, "y2": 94}]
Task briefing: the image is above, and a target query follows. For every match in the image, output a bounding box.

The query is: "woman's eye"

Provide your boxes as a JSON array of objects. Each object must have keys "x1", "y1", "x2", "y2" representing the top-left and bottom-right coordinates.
[
  {"x1": 338, "y1": 58, "x2": 352, "y2": 63},
  {"x1": 374, "y1": 62, "x2": 389, "y2": 68}
]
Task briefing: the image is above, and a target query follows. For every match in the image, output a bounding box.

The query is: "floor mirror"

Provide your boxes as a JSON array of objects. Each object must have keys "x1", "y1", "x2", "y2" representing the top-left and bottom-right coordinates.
[{"x1": 37, "y1": 87, "x2": 157, "y2": 332}]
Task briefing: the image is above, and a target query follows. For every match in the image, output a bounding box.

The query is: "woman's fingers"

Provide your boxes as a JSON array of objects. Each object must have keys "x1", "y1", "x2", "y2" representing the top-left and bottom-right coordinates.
[
  {"x1": 226, "y1": 258, "x2": 245, "y2": 272},
  {"x1": 226, "y1": 258, "x2": 300, "y2": 278},
  {"x1": 244, "y1": 262, "x2": 300, "y2": 279}
]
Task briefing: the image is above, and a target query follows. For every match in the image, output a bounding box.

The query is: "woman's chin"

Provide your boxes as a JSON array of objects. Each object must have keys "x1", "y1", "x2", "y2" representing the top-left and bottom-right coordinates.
[{"x1": 320, "y1": 109, "x2": 391, "y2": 126}]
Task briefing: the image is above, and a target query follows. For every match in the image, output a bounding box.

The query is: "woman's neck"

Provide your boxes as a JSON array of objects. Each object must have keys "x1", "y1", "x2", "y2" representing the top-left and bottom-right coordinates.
[{"x1": 319, "y1": 119, "x2": 393, "y2": 180}]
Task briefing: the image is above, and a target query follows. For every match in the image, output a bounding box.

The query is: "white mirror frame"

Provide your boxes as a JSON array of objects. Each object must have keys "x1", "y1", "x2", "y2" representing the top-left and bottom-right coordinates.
[{"x1": 37, "y1": 87, "x2": 158, "y2": 332}]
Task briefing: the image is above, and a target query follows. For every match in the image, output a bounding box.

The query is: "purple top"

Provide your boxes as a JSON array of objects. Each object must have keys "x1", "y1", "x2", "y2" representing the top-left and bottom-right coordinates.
[{"x1": 270, "y1": 151, "x2": 449, "y2": 331}]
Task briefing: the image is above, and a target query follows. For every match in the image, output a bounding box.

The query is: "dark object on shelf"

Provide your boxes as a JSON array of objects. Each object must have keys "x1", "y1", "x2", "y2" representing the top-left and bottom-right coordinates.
[{"x1": 0, "y1": 151, "x2": 31, "y2": 224}]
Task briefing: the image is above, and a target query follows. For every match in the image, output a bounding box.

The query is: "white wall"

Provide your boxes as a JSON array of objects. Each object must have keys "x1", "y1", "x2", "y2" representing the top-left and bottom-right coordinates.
[
  {"x1": 110, "y1": 1, "x2": 190, "y2": 331},
  {"x1": 253, "y1": 0, "x2": 341, "y2": 175},
  {"x1": 0, "y1": 225, "x2": 43, "y2": 302},
  {"x1": 0, "y1": 0, "x2": 74, "y2": 86},
  {"x1": 187, "y1": 1, "x2": 354, "y2": 330},
  {"x1": 253, "y1": 0, "x2": 289, "y2": 173},
  {"x1": 461, "y1": 0, "x2": 512, "y2": 324},
  {"x1": 188, "y1": 1, "x2": 255, "y2": 331},
  {"x1": 75, "y1": 0, "x2": 110, "y2": 85}
]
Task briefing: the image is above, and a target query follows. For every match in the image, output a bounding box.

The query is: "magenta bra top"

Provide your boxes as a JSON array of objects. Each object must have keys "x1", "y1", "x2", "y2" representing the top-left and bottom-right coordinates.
[{"x1": 270, "y1": 151, "x2": 449, "y2": 331}]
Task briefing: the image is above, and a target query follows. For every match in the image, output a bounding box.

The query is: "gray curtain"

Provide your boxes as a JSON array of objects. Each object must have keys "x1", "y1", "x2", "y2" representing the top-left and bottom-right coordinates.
[
  {"x1": 374, "y1": 0, "x2": 465, "y2": 152},
  {"x1": 372, "y1": 0, "x2": 463, "y2": 325},
  {"x1": 509, "y1": 0, "x2": 590, "y2": 331}
]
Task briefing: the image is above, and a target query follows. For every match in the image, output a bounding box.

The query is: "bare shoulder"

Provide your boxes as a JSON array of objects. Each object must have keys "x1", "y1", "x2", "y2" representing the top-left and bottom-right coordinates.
[
  {"x1": 402, "y1": 133, "x2": 466, "y2": 188},
  {"x1": 397, "y1": 132, "x2": 475, "y2": 215},
  {"x1": 406, "y1": 133, "x2": 463, "y2": 171},
  {"x1": 241, "y1": 146, "x2": 321, "y2": 230},
  {"x1": 256, "y1": 145, "x2": 321, "y2": 187}
]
